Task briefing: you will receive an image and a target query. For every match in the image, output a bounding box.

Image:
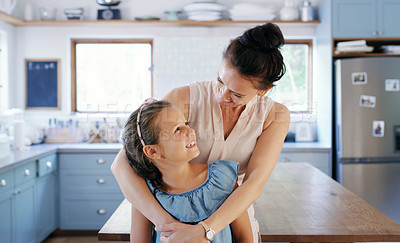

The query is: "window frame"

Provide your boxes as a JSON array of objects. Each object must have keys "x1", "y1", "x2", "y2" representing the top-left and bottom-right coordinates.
[
  {"x1": 282, "y1": 39, "x2": 313, "y2": 114},
  {"x1": 70, "y1": 38, "x2": 154, "y2": 113}
]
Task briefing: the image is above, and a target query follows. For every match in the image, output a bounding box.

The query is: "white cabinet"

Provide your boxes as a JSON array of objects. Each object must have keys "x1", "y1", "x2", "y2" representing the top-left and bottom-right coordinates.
[{"x1": 279, "y1": 146, "x2": 331, "y2": 177}]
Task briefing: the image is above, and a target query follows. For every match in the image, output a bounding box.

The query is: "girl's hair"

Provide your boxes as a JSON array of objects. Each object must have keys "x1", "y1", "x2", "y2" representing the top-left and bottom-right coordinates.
[
  {"x1": 122, "y1": 100, "x2": 172, "y2": 191},
  {"x1": 223, "y1": 22, "x2": 286, "y2": 90}
]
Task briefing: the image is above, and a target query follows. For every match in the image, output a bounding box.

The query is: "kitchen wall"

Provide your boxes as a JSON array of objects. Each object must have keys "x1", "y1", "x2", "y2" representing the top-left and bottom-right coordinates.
[{"x1": 0, "y1": 0, "x2": 331, "y2": 145}]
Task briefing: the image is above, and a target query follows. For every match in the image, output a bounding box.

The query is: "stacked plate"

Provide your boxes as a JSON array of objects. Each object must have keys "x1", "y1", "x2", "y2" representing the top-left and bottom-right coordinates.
[
  {"x1": 182, "y1": 1, "x2": 227, "y2": 21},
  {"x1": 229, "y1": 3, "x2": 276, "y2": 21}
]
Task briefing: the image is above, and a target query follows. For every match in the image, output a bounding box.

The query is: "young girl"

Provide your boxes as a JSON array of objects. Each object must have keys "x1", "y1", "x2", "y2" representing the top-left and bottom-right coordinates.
[{"x1": 121, "y1": 99, "x2": 253, "y2": 243}]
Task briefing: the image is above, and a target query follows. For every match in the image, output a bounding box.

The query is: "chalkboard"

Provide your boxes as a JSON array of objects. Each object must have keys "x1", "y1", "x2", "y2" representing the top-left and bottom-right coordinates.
[{"x1": 25, "y1": 59, "x2": 60, "y2": 109}]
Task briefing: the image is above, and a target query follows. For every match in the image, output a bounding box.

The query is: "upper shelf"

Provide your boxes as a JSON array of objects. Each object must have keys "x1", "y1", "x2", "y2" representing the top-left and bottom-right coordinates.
[
  {"x1": 333, "y1": 38, "x2": 400, "y2": 58},
  {"x1": 0, "y1": 11, "x2": 320, "y2": 27}
]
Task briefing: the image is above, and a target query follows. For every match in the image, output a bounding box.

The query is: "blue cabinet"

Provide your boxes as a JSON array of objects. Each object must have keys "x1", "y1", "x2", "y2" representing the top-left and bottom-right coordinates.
[
  {"x1": 0, "y1": 170, "x2": 14, "y2": 243},
  {"x1": 13, "y1": 161, "x2": 36, "y2": 243},
  {"x1": 333, "y1": 0, "x2": 400, "y2": 37},
  {"x1": 35, "y1": 154, "x2": 58, "y2": 242},
  {"x1": 0, "y1": 153, "x2": 58, "y2": 243},
  {"x1": 59, "y1": 153, "x2": 123, "y2": 230}
]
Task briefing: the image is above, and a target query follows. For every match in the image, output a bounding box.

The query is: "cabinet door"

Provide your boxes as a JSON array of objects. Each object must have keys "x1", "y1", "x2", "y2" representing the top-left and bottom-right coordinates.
[
  {"x1": 13, "y1": 181, "x2": 36, "y2": 243},
  {"x1": 278, "y1": 151, "x2": 331, "y2": 176},
  {"x1": 332, "y1": 0, "x2": 377, "y2": 37},
  {"x1": 378, "y1": 0, "x2": 400, "y2": 37},
  {"x1": 0, "y1": 192, "x2": 13, "y2": 243},
  {"x1": 36, "y1": 173, "x2": 57, "y2": 242}
]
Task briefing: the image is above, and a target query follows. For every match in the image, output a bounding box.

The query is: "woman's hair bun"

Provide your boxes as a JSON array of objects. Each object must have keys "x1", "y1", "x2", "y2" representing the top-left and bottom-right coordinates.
[{"x1": 239, "y1": 22, "x2": 284, "y2": 53}]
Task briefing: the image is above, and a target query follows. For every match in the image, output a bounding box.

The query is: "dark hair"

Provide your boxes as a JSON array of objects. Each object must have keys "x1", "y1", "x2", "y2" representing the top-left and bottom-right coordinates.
[
  {"x1": 223, "y1": 22, "x2": 286, "y2": 90},
  {"x1": 122, "y1": 100, "x2": 172, "y2": 191}
]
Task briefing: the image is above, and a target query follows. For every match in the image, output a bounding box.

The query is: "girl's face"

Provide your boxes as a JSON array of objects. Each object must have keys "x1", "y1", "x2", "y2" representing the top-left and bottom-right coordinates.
[
  {"x1": 155, "y1": 106, "x2": 200, "y2": 163},
  {"x1": 216, "y1": 60, "x2": 261, "y2": 107}
]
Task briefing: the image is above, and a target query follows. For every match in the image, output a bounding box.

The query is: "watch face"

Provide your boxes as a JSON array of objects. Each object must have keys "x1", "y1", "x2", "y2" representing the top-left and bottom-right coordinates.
[{"x1": 206, "y1": 230, "x2": 215, "y2": 240}]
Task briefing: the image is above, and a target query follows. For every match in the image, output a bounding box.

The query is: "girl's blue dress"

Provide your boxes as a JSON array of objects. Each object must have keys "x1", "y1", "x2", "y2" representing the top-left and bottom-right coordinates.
[{"x1": 146, "y1": 160, "x2": 238, "y2": 243}]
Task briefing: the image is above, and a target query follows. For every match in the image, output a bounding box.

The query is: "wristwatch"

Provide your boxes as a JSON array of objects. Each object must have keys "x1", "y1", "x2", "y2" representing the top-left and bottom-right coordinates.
[{"x1": 198, "y1": 221, "x2": 216, "y2": 241}]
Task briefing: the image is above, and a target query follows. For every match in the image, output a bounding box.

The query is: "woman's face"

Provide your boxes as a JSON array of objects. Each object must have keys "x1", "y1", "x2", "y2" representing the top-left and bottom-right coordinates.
[
  {"x1": 156, "y1": 106, "x2": 200, "y2": 163},
  {"x1": 216, "y1": 60, "x2": 260, "y2": 107}
]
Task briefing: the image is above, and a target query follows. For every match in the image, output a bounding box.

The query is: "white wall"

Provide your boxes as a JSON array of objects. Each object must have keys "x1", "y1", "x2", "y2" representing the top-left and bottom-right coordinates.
[{"x1": 0, "y1": 21, "x2": 15, "y2": 114}]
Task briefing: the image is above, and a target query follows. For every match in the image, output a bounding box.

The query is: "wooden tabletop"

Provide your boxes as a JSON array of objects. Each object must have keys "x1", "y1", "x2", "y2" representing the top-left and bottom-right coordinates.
[{"x1": 98, "y1": 162, "x2": 400, "y2": 242}]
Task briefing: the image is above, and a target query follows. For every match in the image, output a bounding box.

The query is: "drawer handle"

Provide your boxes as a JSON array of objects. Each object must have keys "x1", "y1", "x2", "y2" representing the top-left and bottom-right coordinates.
[
  {"x1": 97, "y1": 158, "x2": 106, "y2": 164},
  {"x1": 0, "y1": 179, "x2": 6, "y2": 186},
  {"x1": 13, "y1": 189, "x2": 21, "y2": 195},
  {"x1": 280, "y1": 157, "x2": 291, "y2": 162},
  {"x1": 46, "y1": 161, "x2": 53, "y2": 168},
  {"x1": 97, "y1": 209, "x2": 106, "y2": 215},
  {"x1": 97, "y1": 178, "x2": 107, "y2": 184},
  {"x1": 24, "y1": 169, "x2": 30, "y2": 176}
]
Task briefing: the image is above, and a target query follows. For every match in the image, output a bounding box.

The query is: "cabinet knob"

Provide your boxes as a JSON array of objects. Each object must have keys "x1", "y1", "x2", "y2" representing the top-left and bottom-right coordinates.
[
  {"x1": 97, "y1": 158, "x2": 106, "y2": 164},
  {"x1": 13, "y1": 189, "x2": 21, "y2": 195},
  {"x1": 97, "y1": 209, "x2": 106, "y2": 215},
  {"x1": 378, "y1": 31, "x2": 383, "y2": 36},
  {"x1": 24, "y1": 169, "x2": 30, "y2": 176},
  {"x1": 280, "y1": 157, "x2": 291, "y2": 162},
  {"x1": 97, "y1": 178, "x2": 107, "y2": 184},
  {"x1": 0, "y1": 179, "x2": 6, "y2": 186},
  {"x1": 46, "y1": 161, "x2": 53, "y2": 168}
]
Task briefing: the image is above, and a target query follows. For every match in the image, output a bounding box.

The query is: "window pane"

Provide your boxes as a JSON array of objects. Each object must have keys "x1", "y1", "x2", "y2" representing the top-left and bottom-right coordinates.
[
  {"x1": 267, "y1": 43, "x2": 310, "y2": 112},
  {"x1": 75, "y1": 43, "x2": 152, "y2": 113}
]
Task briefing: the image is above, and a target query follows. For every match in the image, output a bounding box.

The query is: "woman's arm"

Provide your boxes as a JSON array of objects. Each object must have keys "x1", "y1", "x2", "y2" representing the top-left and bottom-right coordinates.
[
  {"x1": 111, "y1": 149, "x2": 174, "y2": 225},
  {"x1": 157, "y1": 103, "x2": 290, "y2": 242},
  {"x1": 130, "y1": 205, "x2": 153, "y2": 243},
  {"x1": 230, "y1": 183, "x2": 253, "y2": 243}
]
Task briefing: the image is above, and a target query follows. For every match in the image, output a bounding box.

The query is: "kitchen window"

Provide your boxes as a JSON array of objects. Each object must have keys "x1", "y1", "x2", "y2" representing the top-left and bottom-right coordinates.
[
  {"x1": 268, "y1": 39, "x2": 313, "y2": 113},
  {"x1": 71, "y1": 39, "x2": 153, "y2": 113}
]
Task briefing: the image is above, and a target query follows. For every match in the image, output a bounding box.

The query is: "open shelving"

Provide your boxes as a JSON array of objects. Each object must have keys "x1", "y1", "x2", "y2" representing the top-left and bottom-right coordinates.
[{"x1": 333, "y1": 38, "x2": 400, "y2": 58}]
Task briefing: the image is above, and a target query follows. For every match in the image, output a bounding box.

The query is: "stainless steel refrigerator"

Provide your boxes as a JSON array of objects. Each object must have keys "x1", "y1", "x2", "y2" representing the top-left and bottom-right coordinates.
[{"x1": 335, "y1": 57, "x2": 400, "y2": 224}]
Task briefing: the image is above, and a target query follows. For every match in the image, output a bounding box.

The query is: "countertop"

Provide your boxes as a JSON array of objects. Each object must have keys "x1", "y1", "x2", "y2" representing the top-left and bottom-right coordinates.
[
  {"x1": 99, "y1": 162, "x2": 400, "y2": 242},
  {"x1": 0, "y1": 142, "x2": 330, "y2": 173}
]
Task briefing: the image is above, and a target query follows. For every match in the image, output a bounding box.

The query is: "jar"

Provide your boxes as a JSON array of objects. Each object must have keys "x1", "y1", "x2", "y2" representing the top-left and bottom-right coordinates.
[
  {"x1": 300, "y1": 0, "x2": 314, "y2": 21},
  {"x1": 279, "y1": 0, "x2": 299, "y2": 21}
]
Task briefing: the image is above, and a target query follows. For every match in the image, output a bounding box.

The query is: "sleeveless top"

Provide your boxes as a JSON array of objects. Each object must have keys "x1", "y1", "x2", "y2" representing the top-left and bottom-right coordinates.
[
  {"x1": 188, "y1": 80, "x2": 275, "y2": 242},
  {"x1": 147, "y1": 160, "x2": 238, "y2": 243}
]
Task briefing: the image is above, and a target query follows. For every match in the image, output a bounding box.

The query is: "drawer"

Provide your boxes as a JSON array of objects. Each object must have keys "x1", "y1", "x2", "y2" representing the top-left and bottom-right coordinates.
[
  {"x1": 14, "y1": 161, "x2": 36, "y2": 186},
  {"x1": 38, "y1": 154, "x2": 57, "y2": 177},
  {"x1": 60, "y1": 169, "x2": 121, "y2": 193},
  {"x1": 59, "y1": 153, "x2": 117, "y2": 170},
  {"x1": 0, "y1": 169, "x2": 14, "y2": 193},
  {"x1": 60, "y1": 196, "x2": 124, "y2": 230}
]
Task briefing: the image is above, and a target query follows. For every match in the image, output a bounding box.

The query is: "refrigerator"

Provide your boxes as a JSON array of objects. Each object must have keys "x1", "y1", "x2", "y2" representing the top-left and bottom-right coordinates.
[{"x1": 335, "y1": 57, "x2": 400, "y2": 224}]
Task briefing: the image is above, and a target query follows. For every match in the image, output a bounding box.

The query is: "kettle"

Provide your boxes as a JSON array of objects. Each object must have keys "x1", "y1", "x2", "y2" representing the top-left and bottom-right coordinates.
[{"x1": 0, "y1": 0, "x2": 17, "y2": 14}]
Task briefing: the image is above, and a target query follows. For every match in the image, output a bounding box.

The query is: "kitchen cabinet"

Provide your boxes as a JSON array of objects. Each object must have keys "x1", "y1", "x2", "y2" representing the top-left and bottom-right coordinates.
[
  {"x1": 59, "y1": 153, "x2": 124, "y2": 230},
  {"x1": 278, "y1": 150, "x2": 331, "y2": 176},
  {"x1": 13, "y1": 161, "x2": 36, "y2": 243},
  {"x1": 0, "y1": 169, "x2": 13, "y2": 243},
  {"x1": 35, "y1": 154, "x2": 58, "y2": 243},
  {"x1": 332, "y1": 0, "x2": 400, "y2": 38}
]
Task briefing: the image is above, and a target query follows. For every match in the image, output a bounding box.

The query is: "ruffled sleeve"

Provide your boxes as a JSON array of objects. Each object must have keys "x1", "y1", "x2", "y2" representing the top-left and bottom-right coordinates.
[{"x1": 146, "y1": 160, "x2": 239, "y2": 223}]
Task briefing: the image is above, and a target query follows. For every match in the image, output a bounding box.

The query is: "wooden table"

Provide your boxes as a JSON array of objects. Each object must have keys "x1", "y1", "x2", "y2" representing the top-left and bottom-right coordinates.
[{"x1": 98, "y1": 163, "x2": 400, "y2": 242}]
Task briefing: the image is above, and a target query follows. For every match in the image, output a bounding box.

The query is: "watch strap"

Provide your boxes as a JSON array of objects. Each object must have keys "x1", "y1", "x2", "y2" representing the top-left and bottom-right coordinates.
[{"x1": 198, "y1": 221, "x2": 210, "y2": 232}]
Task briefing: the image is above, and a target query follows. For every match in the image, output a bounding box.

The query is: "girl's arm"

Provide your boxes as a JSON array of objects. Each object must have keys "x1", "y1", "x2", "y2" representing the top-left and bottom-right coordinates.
[
  {"x1": 130, "y1": 205, "x2": 153, "y2": 243},
  {"x1": 157, "y1": 103, "x2": 290, "y2": 242},
  {"x1": 111, "y1": 149, "x2": 174, "y2": 226}
]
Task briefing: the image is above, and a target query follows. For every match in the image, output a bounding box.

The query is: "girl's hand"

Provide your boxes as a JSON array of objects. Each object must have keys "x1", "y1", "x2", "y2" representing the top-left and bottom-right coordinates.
[{"x1": 156, "y1": 222, "x2": 209, "y2": 243}]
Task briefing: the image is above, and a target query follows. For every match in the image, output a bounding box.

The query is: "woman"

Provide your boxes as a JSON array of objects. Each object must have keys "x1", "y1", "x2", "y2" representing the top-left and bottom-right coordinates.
[{"x1": 111, "y1": 22, "x2": 290, "y2": 243}]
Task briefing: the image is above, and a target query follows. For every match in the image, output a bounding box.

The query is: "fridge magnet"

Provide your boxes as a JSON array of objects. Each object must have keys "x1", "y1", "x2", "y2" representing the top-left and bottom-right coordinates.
[
  {"x1": 372, "y1": 120, "x2": 385, "y2": 137},
  {"x1": 385, "y1": 79, "x2": 400, "y2": 92},
  {"x1": 351, "y1": 72, "x2": 367, "y2": 85},
  {"x1": 359, "y1": 95, "x2": 376, "y2": 108}
]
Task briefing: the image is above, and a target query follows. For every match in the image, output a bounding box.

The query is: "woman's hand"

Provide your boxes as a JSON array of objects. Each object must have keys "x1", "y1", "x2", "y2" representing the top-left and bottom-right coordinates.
[{"x1": 156, "y1": 222, "x2": 209, "y2": 243}]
